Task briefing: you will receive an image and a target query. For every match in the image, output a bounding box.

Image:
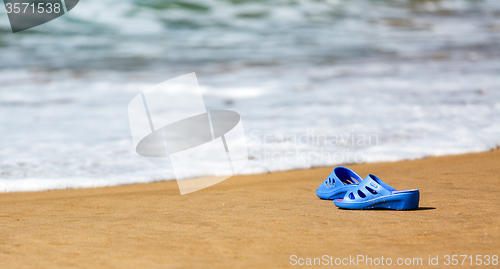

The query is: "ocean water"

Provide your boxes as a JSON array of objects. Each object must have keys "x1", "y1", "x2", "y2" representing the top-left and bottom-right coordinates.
[{"x1": 0, "y1": 0, "x2": 499, "y2": 192}]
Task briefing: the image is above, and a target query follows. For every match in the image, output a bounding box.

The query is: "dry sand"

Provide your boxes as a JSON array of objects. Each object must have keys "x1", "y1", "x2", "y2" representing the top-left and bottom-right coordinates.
[{"x1": 1, "y1": 149, "x2": 499, "y2": 268}]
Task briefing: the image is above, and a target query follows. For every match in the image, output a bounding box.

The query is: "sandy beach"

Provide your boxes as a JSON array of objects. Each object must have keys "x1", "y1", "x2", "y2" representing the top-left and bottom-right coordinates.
[
  {"x1": 2, "y1": 0, "x2": 500, "y2": 268},
  {"x1": 1, "y1": 149, "x2": 499, "y2": 268}
]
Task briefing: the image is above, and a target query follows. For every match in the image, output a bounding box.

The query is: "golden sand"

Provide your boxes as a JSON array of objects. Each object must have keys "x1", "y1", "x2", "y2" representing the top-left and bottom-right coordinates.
[{"x1": 1, "y1": 149, "x2": 499, "y2": 268}]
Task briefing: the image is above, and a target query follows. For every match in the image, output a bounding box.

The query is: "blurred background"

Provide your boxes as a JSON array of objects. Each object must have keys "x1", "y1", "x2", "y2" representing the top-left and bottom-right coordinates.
[{"x1": 0, "y1": 0, "x2": 499, "y2": 191}]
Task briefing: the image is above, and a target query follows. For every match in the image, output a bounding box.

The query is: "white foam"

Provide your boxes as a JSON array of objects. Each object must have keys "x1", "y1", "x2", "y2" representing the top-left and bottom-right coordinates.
[{"x1": 1, "y1": 0, "x2": 500, "y2": 192}]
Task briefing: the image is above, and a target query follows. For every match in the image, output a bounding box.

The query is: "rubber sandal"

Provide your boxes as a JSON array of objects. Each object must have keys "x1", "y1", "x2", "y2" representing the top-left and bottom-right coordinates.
[
  {"x1": 334, "y1": 174, "x2": 419, "y2": 210},
  {"x1": 316, "y1": 167, "x2": 363, "y2": 200}
]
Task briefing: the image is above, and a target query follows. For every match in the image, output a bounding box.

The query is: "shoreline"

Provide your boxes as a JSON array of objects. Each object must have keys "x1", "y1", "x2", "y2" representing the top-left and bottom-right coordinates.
[
  {"x1": 2, "y1": 147, "x2": 498, "y2": 194},
  {"x1": 1, "y1": 149, "x2": 499, "y2": 268}
]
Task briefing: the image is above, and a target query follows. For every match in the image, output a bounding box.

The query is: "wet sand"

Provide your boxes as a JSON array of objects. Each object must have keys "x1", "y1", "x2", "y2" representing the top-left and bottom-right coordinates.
[{"x1": 1, "y1": 149, "x2": 499, "y2": 268}]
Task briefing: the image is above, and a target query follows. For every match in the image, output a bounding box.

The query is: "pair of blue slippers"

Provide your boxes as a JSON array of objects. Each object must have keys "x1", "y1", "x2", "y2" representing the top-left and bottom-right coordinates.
[{"x1": 316, "y1": 167, "x2": 419, "y2": 210}]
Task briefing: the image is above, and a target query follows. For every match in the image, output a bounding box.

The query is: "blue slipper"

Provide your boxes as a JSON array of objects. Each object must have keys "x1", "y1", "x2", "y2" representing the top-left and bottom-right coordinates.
[
  {"x1": 316, "y1": 167, "x2": 363, "y2": 200},
  {"x1": 334, "y1": 174, "x2": 419, "y2": 210}
]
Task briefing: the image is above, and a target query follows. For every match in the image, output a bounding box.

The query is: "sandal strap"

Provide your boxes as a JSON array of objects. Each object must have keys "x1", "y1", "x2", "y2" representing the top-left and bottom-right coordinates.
[{"x1": 344, "y1": 174, "x2": 396, "y2": 201}]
